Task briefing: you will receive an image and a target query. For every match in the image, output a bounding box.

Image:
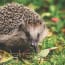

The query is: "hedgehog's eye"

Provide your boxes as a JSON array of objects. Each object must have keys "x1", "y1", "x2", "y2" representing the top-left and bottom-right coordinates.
[{"x1": 39, "y1": 22, "x2": 41, "y2": 25}]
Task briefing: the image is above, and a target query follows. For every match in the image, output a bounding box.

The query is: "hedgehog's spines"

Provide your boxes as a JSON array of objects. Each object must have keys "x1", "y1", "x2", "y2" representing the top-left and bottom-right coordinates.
[{"x1": 0, "y1": 3, "x2": 42, "y2": 34}]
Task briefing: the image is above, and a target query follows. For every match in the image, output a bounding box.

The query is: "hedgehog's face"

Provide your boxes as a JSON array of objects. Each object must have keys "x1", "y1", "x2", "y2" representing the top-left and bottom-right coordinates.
[{"x1": 26, "y1": 20, "x2": 48, "y2": 47}]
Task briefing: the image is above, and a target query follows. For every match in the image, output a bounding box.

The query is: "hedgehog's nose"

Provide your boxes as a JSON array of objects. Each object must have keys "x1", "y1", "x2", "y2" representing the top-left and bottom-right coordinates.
[
  {"x1": 31, "y1": 33, "x2": 40, "y2": 52},
  {"x1": 31, "y1": 40, "x2": 38, "y2": 52},
  {"x1": 32, "y1": 40, "x2": 37, "y2": 46},
  {"x1": 31, "y1": 37, "x2": 39, "y2": 52}
]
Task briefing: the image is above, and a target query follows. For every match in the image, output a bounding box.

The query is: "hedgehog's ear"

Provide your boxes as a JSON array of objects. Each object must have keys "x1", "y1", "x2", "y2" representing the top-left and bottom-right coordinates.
[
  {"x1": 18, "y1": 23, "x2": 26, "y2": 32},
  {"x1": 18, "y1": 24, "x2": 23, "y2": 31}
]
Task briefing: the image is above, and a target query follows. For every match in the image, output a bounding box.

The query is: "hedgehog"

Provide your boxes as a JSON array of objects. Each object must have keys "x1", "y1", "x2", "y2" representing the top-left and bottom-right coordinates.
[{"x1": 0, "y1": 3, "x2": 48, "y2": 53}]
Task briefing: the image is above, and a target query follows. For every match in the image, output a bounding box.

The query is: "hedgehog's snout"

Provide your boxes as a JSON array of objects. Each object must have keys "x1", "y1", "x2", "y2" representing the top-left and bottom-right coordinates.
[
  {"x1": 27, "y1": 27, "x2": 41, "y2": 51},
  {"x1": 31, "y1": 34, "x2": 40, "y2": 52},
  {"x1": 26, "y1": 23, "x2": 43, "y2": 46}
]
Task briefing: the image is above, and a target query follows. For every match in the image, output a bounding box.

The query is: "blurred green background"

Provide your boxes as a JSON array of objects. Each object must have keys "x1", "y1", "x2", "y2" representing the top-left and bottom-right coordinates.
[{"x1": 0, "y1": 0, "x2": 65, "y2": 65}]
